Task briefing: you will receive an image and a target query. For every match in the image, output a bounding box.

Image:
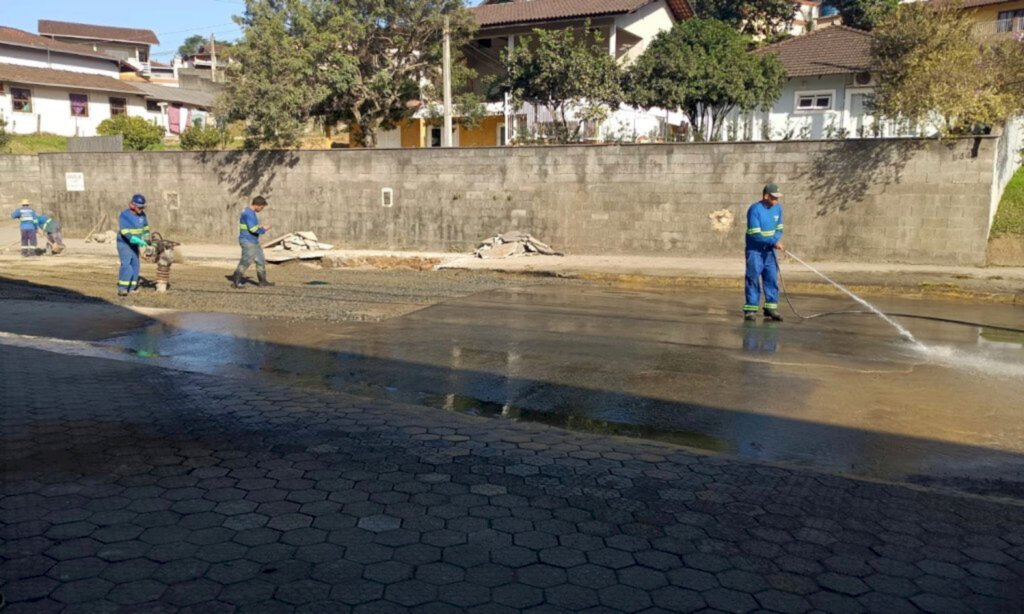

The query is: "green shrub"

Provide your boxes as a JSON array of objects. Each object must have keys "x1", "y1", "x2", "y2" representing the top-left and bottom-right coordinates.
[
  {"x1": 0, "y1": 115, "x2": 10, "y2": 152},
  {"x1": 179, "y1": 122, "x2": 225, "y2": 150},
  {"x1": 97, "y1": 115, "x2": 165, "y2": 151}
]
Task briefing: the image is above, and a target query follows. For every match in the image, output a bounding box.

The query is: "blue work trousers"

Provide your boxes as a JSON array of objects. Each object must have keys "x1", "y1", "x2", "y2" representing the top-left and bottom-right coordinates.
[
  {"x1": 20, "y1": 229, "x2": 38, "y2": 256},
  {"x1": 235, "y1": 241, "x2": 266, "y2": 277},
  {"x1": 117, "y1": 241, "x2": 141, "y2": 292},
  {"x1": 744, "y1": 249, "x2": 779, "y2": 312}
]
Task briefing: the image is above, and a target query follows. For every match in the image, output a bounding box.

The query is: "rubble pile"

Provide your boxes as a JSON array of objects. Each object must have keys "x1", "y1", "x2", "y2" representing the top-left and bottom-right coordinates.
[
  {"x1": 264, "y1": 231, "x2": 335, "y2": 263},
  {"x1": 473, "y1": 231, "x2": 563, "y2": 259}
]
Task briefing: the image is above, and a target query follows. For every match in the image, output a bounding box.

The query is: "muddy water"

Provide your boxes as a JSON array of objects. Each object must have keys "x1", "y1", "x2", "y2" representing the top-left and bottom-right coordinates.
[{"x1": 16, "y1": 285, "x2": 1024, "y2": 496}]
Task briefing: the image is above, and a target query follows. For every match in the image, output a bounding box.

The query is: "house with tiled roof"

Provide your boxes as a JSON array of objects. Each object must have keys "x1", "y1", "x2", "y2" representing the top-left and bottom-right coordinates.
[
  {"x1": 0, "y1": 26, "x2": 214, "y2": 138},
  {"x1": 376, "y1": 0, "x2": 695, "y2": 148},
  {"x1": 38, "y1": 20, "x2": 159, "y2": 76},
  {"x1": 731, "y1": 25, "x2": 885, "y2": 141},
  {"x1": 0, "y1": 26, "x2": 150, "y2": 136}
]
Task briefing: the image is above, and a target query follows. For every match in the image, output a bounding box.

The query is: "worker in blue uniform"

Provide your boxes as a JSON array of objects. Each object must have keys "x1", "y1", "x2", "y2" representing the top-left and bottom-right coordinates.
[
  {"x1": 744, "y1": 183, "x2": 785, "y2": 321},
  {"x1": 34, "y1": 212, "x2": 66, "y2": 254},
  {"x1": 117, "y1": 193, "x2": 151, "y2": 296},
  {"x1": 231, "y1": 195, "x2": 274, "y2": 289},
  {"x1": 10, "y1": 199, "x2": 39, "y2": 257}
]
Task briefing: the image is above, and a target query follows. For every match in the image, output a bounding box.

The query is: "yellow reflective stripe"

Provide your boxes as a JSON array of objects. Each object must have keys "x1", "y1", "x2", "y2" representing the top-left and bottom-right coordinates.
[
  {"x1": 121, "y1": 228, "x2": 145, "y2": 235},
  {"x1": 743, "y1": 305, "x2": 759, "y2": 311},
  {"x1": 240, "y1": 224, "x2": 260, "y2": 233},
  {"x1": 118, "y1": 281, "x2": 132, "y2": 286},
  {"x1": 760, "y1": 231, "x2": 775, "y2": 236},
  {"x1": 776, "y1": 224, "x2": 784, "y2": 230},
  {"x1": 747, "y1": 227, "x2": 761, "y2": 235},
  {"x1": 765, "y1": 303, "x2": 778, "y2": 309}
]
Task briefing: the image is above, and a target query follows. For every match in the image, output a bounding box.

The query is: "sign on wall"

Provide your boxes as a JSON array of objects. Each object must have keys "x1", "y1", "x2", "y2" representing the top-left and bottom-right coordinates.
[{"x1": 65, "y1": 172, "x2": 85, "y2": 192}]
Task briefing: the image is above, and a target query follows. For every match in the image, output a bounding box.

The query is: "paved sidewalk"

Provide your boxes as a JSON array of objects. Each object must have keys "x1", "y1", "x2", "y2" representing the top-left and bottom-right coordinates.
[{"x1": 2, "y1": 344, "x2": 1023, "y2": 612}]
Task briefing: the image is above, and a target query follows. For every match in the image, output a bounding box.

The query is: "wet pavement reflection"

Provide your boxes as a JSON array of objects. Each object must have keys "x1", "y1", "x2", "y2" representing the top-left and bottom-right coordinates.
[{"x1": 94, "y1": 285, "x2": 1024, "y2": 496}]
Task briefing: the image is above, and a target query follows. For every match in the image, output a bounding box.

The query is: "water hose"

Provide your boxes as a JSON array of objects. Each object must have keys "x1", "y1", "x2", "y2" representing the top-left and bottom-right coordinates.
[{"x1": 774, "y1": 250, "x2": 1024, "y2": 335}]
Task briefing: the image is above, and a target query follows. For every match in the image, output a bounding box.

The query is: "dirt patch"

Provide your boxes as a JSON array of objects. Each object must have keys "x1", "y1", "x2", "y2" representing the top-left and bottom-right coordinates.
[
  {"x1": 0, "y1": 260, "x2": 550, "y2": 323},
  {"x1": 321, "y1": 254, "x2": 445, "y2": 271},
  {"x1": 988, "y1": 236, "x2": 1024, "y2": 266}
]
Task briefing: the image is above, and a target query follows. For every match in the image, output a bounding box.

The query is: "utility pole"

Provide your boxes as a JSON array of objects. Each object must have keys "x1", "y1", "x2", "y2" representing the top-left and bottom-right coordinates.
[
  {"x1": 209, "y1": 34, "x2": 218, "y2": 83},
  {"x1": 442, "y1": 17, "x2": 453, "y2": 147}
]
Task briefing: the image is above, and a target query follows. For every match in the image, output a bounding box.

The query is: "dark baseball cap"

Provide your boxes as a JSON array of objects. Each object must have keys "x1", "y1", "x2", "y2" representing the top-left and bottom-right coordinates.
[{"x1": 763, "y1": 183, "x2": 782, "y2": 197}]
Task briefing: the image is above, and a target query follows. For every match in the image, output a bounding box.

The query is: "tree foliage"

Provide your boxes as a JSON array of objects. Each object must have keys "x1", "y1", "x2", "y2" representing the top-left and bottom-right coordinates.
[
  {"x1": 178, "y1": 34, "x2": 234, "y2": 57},
  {"x1": 224, "y1": 0, "x2": 476, "y2": 148},
  {"x1": 97, "y1": 115, "x2": 166, "y2": 150},
  {"x1": 690, "y1": 0, "x2": 795, "y2": 41},
  {"x1": 830, "y1": 0, "x2": 898, "y2": 31},
  {"x1": 494, "y1": 23, "x2": 623, "y2": 143},
  {"x1": 871, "y1": 2, "x2": 1024, "y2": 136},
  {"x1": 624, "y1": 19, "x2": 785, "y2": 140}
]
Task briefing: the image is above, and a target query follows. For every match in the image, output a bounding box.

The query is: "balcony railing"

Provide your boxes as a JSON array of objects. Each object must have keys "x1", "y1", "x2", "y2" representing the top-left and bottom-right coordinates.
[{"x1": 974, "y1": 16, "x2": 1024, "y2": 39}]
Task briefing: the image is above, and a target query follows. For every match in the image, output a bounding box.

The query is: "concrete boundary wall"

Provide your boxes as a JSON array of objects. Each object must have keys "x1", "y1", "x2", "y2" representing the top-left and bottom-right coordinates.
[{"x1": 5, "y1": 136, "x2": 1011, "y2": 265}]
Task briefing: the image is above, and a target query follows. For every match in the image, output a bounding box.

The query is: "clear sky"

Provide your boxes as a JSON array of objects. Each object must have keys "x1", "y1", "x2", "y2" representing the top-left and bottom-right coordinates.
[
  {"x1": 2, "y1": 0, "x2": 247, "y2": 60},
  {"x1": 3, "y1": 0, "x2": 488, "y2": 60}
]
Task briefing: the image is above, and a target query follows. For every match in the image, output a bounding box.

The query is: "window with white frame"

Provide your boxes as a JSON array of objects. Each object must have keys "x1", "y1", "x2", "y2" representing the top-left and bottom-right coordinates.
[
  {"x1": 795, "y1": 91, "x2": 833, "y2": 112},
  {"x1": 12, "y1": 87, "x2": 32, "y2": 113}
]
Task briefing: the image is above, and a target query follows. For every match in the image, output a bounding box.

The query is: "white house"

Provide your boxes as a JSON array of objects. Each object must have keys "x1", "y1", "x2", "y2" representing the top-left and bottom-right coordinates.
[
  {"x1": 724, "y1": 26, "x2": 897, "y2": 141},
  {"x1": 0, "y1": 26, "x2": 148, "y2": 136},
  {"x1": 0, "y1": 26, "x2": 213, "y2": 138}
]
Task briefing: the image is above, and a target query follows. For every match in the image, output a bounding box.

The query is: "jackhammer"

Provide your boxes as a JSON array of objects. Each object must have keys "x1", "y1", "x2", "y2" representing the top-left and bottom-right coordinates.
[{"x1": 145, "y1": 232, "x2": 181, "y2": 292}]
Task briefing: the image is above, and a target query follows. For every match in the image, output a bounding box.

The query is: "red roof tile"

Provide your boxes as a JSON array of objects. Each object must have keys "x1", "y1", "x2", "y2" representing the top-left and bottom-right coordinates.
[
  {"x1": 0, "y1": 26, "x2": 120, "y2": 63},
  {"x1": 38, "y1": 20, "x2": 159, "y2": 46},
  {"x1": 473, "y1": 0, "x2": 693, "y2": 28},
  {"x1": 758, "y1": 26, "x2": 873, "y2": 77},
  {"x1": 0, "y1": 63, "x2": 143, "y2": 94}
]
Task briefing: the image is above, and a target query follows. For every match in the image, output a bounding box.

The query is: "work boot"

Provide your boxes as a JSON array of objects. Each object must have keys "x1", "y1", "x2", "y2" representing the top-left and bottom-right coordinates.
[
  {"x1": 764, "y1": 309, "x2": 784, "y2": 322},
  {"x1": 257, "y1": 272, "x2": 275, "y2": 288},
  {"x1": 231, "y1": 271, "x2": 245, "y2": 289},
  {"x1": 744, "y1": 312, "x2": 757, "y2": 321},
  {"x1": 117, "y1": 289, "x2": 129, "y2": 297}
]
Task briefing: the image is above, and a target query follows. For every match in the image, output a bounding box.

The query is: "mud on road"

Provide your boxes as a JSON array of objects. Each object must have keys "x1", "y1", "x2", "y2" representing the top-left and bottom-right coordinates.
[{"x1": 0, "y1": 257, "x2": 557, "y2": 322}]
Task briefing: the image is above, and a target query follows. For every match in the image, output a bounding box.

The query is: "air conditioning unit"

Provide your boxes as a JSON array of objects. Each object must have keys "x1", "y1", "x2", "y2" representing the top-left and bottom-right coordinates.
[{"x1": 854, "y1": 72, "x2": 875, "y2": 87}]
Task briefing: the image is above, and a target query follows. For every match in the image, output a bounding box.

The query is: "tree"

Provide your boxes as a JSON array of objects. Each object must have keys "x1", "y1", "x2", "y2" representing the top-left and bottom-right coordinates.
[
  {"x1": 871, "y1": 2, "x2": 1024, "y2": 136},
  {"x1": 829, "y1": 0, "x2": 898, "y2": 31},
  {"x1": 179, "y1": 34, "x2": 236, "y2": 59},
  {"x1": 180, "y1": 122, "x2": 226, "y2": 150},
  {"x1": 624, "y1": 19, "x2": 785, "y2": 141},
  {"x1": 97, "y1": 115, "x2": 165, "y2": 150},
  {"x1": 690, "y1": 0, "x2": 795, "y2": 41},
  {"x1": 224, "y1": 0, "x2": 477, "y2": 148},
  {"x1": 493, "y1": 23, "x2": 623, "y2": 143}
]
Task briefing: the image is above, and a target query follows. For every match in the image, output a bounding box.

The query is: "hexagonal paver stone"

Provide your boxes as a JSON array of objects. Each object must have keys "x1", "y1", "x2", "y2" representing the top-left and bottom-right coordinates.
[
  {"x1": 492, "y1": 583, "x2": 544, "y2": 609},
  {"x1": 470, "y1": 484, "x2": 508, "y2": 497},
  {"x1": 465, "y1": 563, "x2": 515, "y2": 588},
  {"x1": 275, "y1": 579, "x2": 332, "y2": 605},
  {"x1": 107, "y1": 579, "x2": 168, "y2": 605},
  {"x1": 438, "y1": 581, "x2": 491, "y2": 608},
  {"x1": 358, "y1": 515, "x2": 402, "y2": 533},
  {"x1": 329, "y1": 578, "x2": 385, "y2": 605},
  {"x1": 52, "y1": 578, "x2": 114, "y2": 604},
  {"x1": 267, "y1": 513, "x2": 313, "y2": 532},
  {"x1": 517, "y1": 564, "x2": 567, "y2": 589},
  {"x1": 416, "y1": 562, "x2": 465, "y2": 585},
  {"x1": 206, "y1": 559, "x2": 262, "y2": 584},
  {"x1": 546, "y1": 584, "x2": 600, "y2": 610},
  {"x1": 161, "y1": 578, "x2": 223, "y2": 606},
  {"x1": 383, "y1": 579, "x2": 439, "y2": 607},
  {"x1": 364, "y1": 561, "x2": 414, "y2": 584},
  {"x1": 219, "y1": 579, "x2": 278, "y2": 606},
  {"x1": 598, "y1": 585, "x2": 653, "y2": 613}
]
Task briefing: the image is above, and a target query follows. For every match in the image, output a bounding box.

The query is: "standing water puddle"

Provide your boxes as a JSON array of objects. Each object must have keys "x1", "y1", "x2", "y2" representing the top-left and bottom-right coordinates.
[{"x1": 86, "y1": 286, "x2": 1024, "y2": 497}]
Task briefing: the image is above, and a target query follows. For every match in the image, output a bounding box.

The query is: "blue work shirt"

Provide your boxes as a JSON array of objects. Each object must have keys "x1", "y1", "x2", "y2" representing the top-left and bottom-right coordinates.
[
  {"x1": 118, "y1": 208, "x2": 150, "y2": 245},
  {"x1": 239, "y1": 207, "x2": 266, "y2": 244},
  {"x1": 11, "y1": 205, "x2": 38, "y2": 231},
  {"x1": 35, "y1": 214, "x2": 51, "y2": 229},
  {"x1": 745, "y1": 201, "x2": 784, "y2": 252}
]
